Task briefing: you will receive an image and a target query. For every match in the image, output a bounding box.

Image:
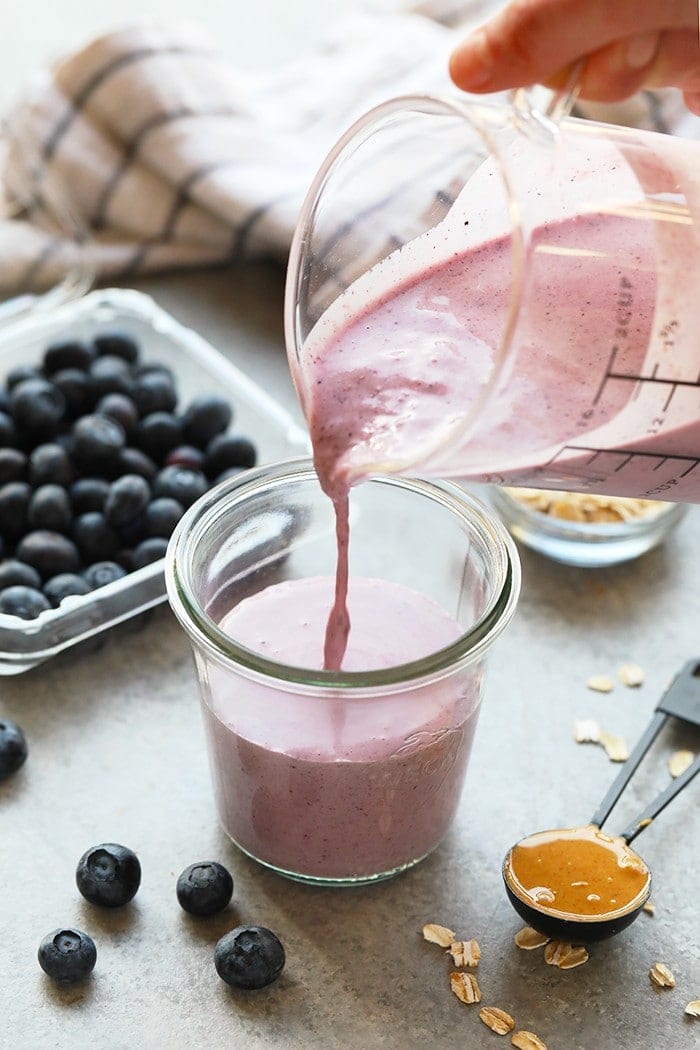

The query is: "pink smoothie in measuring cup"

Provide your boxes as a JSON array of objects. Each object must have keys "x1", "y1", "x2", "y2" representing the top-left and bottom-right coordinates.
[
  {"x1": 201, "y1": 575, "x2": 479, "y2": 881},
  {"x1": 295, "y1": 129, "x2": 700, "y2": 505}
]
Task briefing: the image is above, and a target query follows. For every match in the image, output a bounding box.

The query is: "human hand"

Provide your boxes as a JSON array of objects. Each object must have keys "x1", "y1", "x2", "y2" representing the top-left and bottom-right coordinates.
[{"x1": 449, "y1": 0, "x2": 700, "y2": 114}]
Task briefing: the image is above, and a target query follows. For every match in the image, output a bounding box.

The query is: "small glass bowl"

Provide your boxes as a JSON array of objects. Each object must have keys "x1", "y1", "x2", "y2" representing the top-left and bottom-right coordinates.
[{"x1": 490, "y1": 487, "x2": 688, "y2": 568}]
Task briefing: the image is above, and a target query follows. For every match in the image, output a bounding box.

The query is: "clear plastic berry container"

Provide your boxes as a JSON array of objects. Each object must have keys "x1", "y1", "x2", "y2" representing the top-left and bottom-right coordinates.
[
  {"x1": 490, "y1": 486, "x2": 688, "y2": 569},
  {"x1": 0, "y1": 288, "x2": 308, "y2": 674}
]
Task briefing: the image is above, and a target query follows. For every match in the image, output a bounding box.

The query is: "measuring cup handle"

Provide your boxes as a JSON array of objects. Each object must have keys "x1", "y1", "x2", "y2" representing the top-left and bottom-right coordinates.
[
  {"x1": 510, "y1": 59, "x2": 584, "y2": 138},
  {"x1": 621, "y1": 753, "x2": 700, "y2": 845},
  {"x1": 589, "y1": 710, "x2": 668, "y2": 830}
]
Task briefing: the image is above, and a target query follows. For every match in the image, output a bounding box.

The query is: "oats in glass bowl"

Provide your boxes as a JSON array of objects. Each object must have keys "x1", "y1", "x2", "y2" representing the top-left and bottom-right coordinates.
[{"x1": 491, "y1": 487, "x2": 688, "y2": 568}]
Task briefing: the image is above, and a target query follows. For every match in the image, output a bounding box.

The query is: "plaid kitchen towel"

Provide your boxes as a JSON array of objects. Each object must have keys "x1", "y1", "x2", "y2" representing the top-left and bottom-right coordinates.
[{"x1": 0, "y1": 1, "x2": 696, "y2": 298}]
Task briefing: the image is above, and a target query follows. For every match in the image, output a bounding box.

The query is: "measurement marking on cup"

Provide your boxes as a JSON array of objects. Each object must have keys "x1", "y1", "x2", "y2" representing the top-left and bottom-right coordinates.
[
  {"x1": 547, "y1": 446, "x2": 700, "y2": 478},
  {"x1": 594, "y1": 365, "x2": 700, "y2": 406}
]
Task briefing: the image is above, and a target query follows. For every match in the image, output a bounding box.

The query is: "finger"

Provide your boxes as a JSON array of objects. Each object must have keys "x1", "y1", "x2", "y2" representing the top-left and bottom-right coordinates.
[
  {"x1": 683, "y1": 91, "x2": 700, "y2": 115},
  {"x1": 578, "y1": 28, "x2": 700, "y2": 100},
  {"x1": 574, "y1": 33, "x2": 662, "y2": 102},
  {"x1": 645, "y1": 28, "x2": 700, "y2": 94},
  {"x1": 448, "y1": 0, "x2": 696, "y2": 94}
]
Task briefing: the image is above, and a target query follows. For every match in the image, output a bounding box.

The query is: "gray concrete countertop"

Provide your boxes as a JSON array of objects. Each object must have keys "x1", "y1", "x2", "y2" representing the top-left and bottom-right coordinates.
[
  {"x1": 1, "y1": 3, "x2": 700, "y2": 1046},
  {"x1": 2, "y1": 263, "x2": 699, "y2": 1050}
]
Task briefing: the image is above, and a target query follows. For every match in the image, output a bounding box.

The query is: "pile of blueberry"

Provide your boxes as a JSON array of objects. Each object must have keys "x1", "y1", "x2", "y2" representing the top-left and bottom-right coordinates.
[
  {"x1": 0, "y1": 329, "x2": 258, "y2": 620},
  {"x1": 38, "y1": 842, "x2": 285, "y2": 990}
]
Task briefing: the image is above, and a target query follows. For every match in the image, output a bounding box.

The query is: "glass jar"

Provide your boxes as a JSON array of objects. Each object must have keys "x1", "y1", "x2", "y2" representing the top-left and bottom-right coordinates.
[{"x1": 165, "y1": 459, "x2": 520, "y2": 885}]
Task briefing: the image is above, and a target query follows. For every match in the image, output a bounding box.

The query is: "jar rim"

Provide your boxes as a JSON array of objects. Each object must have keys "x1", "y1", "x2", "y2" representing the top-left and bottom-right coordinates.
[{"x1": 165, "y1": 459, "x2": 521, "y2": 693}]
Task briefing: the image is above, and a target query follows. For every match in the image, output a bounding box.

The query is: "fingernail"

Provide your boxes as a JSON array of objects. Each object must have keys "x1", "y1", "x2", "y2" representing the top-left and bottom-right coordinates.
[
  {"x1": 450, "y1": 29, "x2": 493, "y2": 89},
  {"x1": 626, "y1": 32, "x2": 659, "y2": 70}
]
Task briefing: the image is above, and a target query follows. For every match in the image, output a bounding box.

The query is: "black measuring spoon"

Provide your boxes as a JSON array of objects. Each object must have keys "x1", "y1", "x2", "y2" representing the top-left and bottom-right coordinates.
[{"x1": 503, "y1": 658, "x2": 700, "y2": 943}]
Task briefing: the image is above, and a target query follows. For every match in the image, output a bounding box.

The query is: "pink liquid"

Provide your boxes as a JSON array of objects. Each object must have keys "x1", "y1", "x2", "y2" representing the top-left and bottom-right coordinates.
[{"x1": 204, "y1": 576, "x2": 479, "y2": 880}]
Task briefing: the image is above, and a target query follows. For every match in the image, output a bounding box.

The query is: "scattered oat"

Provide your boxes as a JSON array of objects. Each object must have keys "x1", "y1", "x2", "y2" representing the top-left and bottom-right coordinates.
[
  {"x1": 642, "y1": 901, "x2": 655, "y2": 916},
  {"x1": 574, "y1": 719, "x2": 601, "y2": 744},
  {"x1": 668, "y1": 749, "x2": 694, "y2": 778},
  {"x1": 422, "y1": 923, "x2": 455, "y2": 947},
  {"x1": 599, "y1": 730, "x2": 629, "y2": 762},
  {"x1": 448, "y1": 939, "x2": 481, "y2": 968},
  {"x1": 511, "y1": 1031, "x2": 548, "y2": 1050},
  {"x1": 514, "y1": 927, "x2": 551, "y2": 950},
  {"x1": 685, "y1": 1001, "x2": 700, "y2": 1018},
  {"x1": 544, "y1": 941, "x2": 589, "y2": 970},
  {"x1": 450, "y1": 971, "x2": 482, "y2": 1004},
  {"x1": 617, "y1": 662, "x2": 645, "y2": 687},
  {"x1": 649, "y1": 962, "x2": 676, "y2": 988},
  {"x1": 479, "y1": 1006, "x2": 516, "y2": 1035},
  {"x1": 587, "y1": 675, "x2": 615, "y2": 694}
]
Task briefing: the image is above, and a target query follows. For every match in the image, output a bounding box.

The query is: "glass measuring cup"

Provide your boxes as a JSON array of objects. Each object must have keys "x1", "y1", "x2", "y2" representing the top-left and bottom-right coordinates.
[{"x1": 285, "y1": 94, "x2": 700, "y2": 504}]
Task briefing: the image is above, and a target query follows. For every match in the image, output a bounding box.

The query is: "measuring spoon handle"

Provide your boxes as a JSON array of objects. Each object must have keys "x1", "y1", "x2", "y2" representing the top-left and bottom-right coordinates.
[
  {"x1": 589, "y1": 711, "x2": 668, "y2": 830},
  {"x1": 621, "y1": 753, "x2": 700, "y2": 845}
]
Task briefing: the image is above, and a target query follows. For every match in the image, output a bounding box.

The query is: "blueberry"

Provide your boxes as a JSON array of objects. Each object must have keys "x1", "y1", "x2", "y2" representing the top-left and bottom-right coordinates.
[
  {"x1": 51, "y1": 368, "x2": 95, "y2": 418},
  {"x1": 93, "y1": 331, "x2": 140, "y2": 364},
  {"x1": 96, "y1": 393, "x2": 139, "y2": 437},
  {"x1": 214, "y1": 468, "x2": 246, "y2": 486},
  {"x1": 0, "y1": 410, "x2": 17, "y2": 446},
  {"x1": 214, "y1": 926, "x2": 285, "y2": 990},
  {"x1": 10, "y1": 378, "x2": 65, "y2": 434},
  {"x1": 15, "y1": 531, "x2": 81, "y2": 579},
  {"x1": 0, "y1": 558, "x2": 42, "y2": 591},
  {"x1": 116, "y1": 447, "x2": 158, "y2": 483},
  {"x1": 43, "y1": 338, "x2": 96, "y2": 374},
  {"x1": 38, "y1": 929, "x2": 97, "y2": 985},
  {"x1": 131, "y1": 373, "x2": 178, "y2": 417},
  {"x1": 116, "y1": 514, "x2": 148, "y2": 547},
  {"x1": 76, "y1": 843, "x2": 141, "y2": 907},
  {"x1": 89, "y1": 355, "x2": 133, "y2": 399},
  {"x1": 72, "y1": 414, "x2": 126, "y2": 471},
  {"x1": 115, "y1": 548, "x2": 135, "y2": 573},
  {"x1": 205, "y1": 434, "x2": 257, "y2": 478},
  {"x1": 0, "y1": 584, "x2": 51, "y2": 619},
  {"x1": 104, "y1": 474, "x2": 151, "y2": 527},
  {"x1": 28, "y1": 485, "x2": 72, "y2": 533},
  {"x1": 69, "y1": 478, "x2": 109, "y2": 515},
  {"x1": 135, "y1": 412, "x2": 183, "y2": 460},
  {"x1": 164, "y1": 445, "x2": 206, "y2": 472},
  {"x1": 81, "y1": 561, "x2": 127, "y2": 589},
  {"x1": 176, "y1": 861, "x2": 234, "y2": 916},
  {"x1": 72, "y1": 512, "x2": 120, "y2": 562},
  {"x1": 153, "y1": 466, "x2": 208, "y2": 508},
  {"x1": 144, "y1": 498, "x2": 184, "y2": 538},
  {"x1": 183, "y1": 396, "x2": 232, "y2": 448},
  {"x1": 6, "y1": 365, "x2": 42, "y2": 390},
  {"x1": 133, "y1": 361, "x2": 175, "y2": 384},
  {"x1": 132, "y1": 537, "x2": 169, "y2": 568},
  {"x1": 28, "y1": 443, "x2": 74, "y2": 488},
  {"x1": 0, "y1": 448, "x2": 27, "y2": 485},
  {"x1": 0, "y1": 717, "x2": 28, "y2": 779},
  {"x1": 43, "y1": 573, "x2": 93, "y2": 606},
  {"x1": 0, "y1": 482, "x2": 31, "y2": 540}
]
